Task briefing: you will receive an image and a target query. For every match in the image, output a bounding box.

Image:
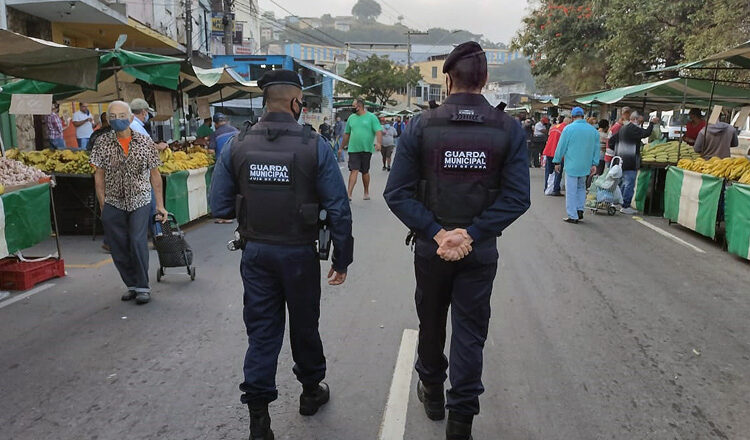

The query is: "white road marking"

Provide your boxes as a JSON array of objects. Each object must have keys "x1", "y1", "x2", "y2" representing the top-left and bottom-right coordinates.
[
  {"x1": 0, "y1": 283, "x2": 55, "y2": 310},
  {"x1": 632, "y1": 217, "x2": 706, "y2": 254},
  {"x1": 378, "y1": 328, "x2": 419, "y2": 440}
]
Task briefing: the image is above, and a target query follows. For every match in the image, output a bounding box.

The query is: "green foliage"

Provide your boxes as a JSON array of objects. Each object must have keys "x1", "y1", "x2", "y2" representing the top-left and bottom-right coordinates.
[
  {"x1": 352, "y1": 0, "x2": 382, "y2": 22},
  {"x1": 513, "y1": 0, "x2": 750, "y2": 94},
  {"x1": 336, "y1": 55, "x2": 422, "y2": 106}
]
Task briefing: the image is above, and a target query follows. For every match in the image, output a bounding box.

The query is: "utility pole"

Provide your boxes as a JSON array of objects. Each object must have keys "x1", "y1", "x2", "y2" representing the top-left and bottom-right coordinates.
[
  {"x1": 185, "y1": 0, "x2": 193, "y2": 62},
  {"x1": 223, "y1": 0, "x2": 233, "y2": 55},
  {"x1": 405, "y1": 30, "x2": 428, "y2": 107}
]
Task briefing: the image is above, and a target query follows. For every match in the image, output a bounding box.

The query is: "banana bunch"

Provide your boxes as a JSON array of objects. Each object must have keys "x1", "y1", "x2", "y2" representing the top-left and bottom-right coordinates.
[
  {"x1": 641, "y1": 141, "x2": 700, "y2": 164},
  {"x1": 6, "y1": 148, "x2": 93, "y2": 175},
  {"x1": 158, "y1": 148, "x2": 213, "y2": 174},
  {"x1": 678, "y1": 157, "x2": 750, "y2": 180}
]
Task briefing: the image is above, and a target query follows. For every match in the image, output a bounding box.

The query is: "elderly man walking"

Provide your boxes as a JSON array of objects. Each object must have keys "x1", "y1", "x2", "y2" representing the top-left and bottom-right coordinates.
[
  {"x1": 553, "y1": 107, "x2": 600, "y2": 224},
  {"x1": 90, "y1": 100, "x2": 167, "y2": 304}
]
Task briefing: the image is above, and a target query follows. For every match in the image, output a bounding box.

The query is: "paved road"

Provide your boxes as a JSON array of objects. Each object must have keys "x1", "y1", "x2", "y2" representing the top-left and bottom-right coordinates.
[{"x1": 1, "y1": 168, "x2": 748, "y2": 440}]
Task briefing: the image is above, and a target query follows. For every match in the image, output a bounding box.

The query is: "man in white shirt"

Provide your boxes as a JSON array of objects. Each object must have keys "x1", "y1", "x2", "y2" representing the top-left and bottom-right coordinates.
[{"x1": 72, "y1": 102, "x2": 94, "y2": 150}]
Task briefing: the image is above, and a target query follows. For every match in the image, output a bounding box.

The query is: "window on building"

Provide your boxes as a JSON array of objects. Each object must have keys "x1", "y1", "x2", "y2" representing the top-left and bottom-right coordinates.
[
  {"x1": 412, "y1": 87, "x2": 421, "y2": 97},
  {"x1": 429, "y1": 85, "x2": 442, "y2": 102},
  {"x1": 431, "y1": 66, "x2": 438, "y2": 78}
]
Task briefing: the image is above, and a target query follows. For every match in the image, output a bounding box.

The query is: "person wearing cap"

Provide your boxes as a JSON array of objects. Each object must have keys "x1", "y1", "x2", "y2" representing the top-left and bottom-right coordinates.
[
  {"x1": 208, "y1": 112, "x2": 239, "y2": 158},
  {"x1": 209, "y1": 69, "x2": 353, "y2": 440},
  {"x1": 384, "y1": 41, "x2": 530, "y2": 440},
  {"x1": 130, "y1": 98, "x2": 169, "y2": 151},
  {"x1": 72, "y1": 102, "x2": 94, "y2": 150},
  {"x1": 552, "y1": 106, "x2": 600, "y2": 223}
]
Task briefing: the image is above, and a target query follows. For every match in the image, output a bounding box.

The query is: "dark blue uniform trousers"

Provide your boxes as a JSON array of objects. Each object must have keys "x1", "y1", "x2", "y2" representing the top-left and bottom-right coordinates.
[
  {"x1": 239, "y1": 242, "x2": 326, "y2": 406},
  {"x1": 101, "y1": 203, "x2": 151, "y2": 293},
  {"x1": 413, "y1": 240, "x2": 498, "y2": 415}
]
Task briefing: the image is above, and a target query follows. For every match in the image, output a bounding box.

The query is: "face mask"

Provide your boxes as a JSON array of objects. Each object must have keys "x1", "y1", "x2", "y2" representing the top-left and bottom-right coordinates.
[
  {"x1": 145, "y1": 112, "x2": 151, "y2": 122},
  {"x1": 385, "y1": 124, "x2": 391, "y2": 129},
  {"x1": 110, "y1": 118, "x2": 130, "y2": 132},
  {"x1": 291, "y1": 98, "x2": 303, "y2": 121}
]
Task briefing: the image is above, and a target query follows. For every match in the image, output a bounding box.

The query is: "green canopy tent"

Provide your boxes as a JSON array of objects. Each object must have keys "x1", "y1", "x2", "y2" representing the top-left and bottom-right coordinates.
[
  {"x1": 644, "y1": 40, "x2": 750, "y2": 75},
  {"x1": 574, "y1": 78, "x2": 750, "y2": 110},
  {"x1": 0, "y1": 49, "x2": 183, "y2": 112}
]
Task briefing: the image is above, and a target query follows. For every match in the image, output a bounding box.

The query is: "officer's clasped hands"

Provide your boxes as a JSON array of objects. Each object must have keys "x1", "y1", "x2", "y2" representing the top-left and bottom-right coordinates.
[{"x1": 434, "y1": 228, "x2": 474, "y2": 262}]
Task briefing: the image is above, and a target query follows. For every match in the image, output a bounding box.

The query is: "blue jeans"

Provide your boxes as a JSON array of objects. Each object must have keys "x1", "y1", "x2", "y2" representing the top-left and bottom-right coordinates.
[
  {"x1": 565, "y1": 175, "x2": 587, "y2": 219},
  {"x1": 77, "y1": 137, "x2": 89, "y2": 150},
  {"x1": 620, "y1": 170, "x2": 637, "y2": 208},
  {"x1": 544, "y1": 156, "x2": 562, "y2": 193},
  {"x1": 50, "y1": 138, "x2": 66, "y2": 149}
]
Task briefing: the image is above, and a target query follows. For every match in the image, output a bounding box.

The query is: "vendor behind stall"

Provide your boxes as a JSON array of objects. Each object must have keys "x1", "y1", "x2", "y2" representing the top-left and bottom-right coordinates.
[
  {"x1": 694, "y1": 114, "x2": 738, "y2": 159},
  {"x1": 684, "y1": 108, "x2": 706, "y2": 146},
  {"x1": 195, "y1": 118, "x2": 213, "y2": 145}
]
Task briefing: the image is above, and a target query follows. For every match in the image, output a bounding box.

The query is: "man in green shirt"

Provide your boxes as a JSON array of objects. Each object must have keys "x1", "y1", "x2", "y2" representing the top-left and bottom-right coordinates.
[
  {"x1": 196, "y1": 118, "x2": 214, "y2": 141},
  {"x1": 339, "y1": 98, "x2": 383, "y2": 200}
]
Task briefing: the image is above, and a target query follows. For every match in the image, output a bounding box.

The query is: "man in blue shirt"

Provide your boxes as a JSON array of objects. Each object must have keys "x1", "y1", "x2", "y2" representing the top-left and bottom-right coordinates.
[
  {"x1": 209, "y1": 113, "x2": 239, "y2": 158},
  {"x1": 384, "y1": 42, "x2": 530, "y2": 440},
  {"x1": 209, "y1": 69, "x2": 353, "y2": 440},
  {"x1": 553, "y1": 106, "x2": 600, "y2": 223}
]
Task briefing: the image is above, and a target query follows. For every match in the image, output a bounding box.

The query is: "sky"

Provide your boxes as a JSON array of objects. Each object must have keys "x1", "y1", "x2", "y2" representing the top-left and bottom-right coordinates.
[{"x1": 257, "y1": 0, "x2": 531, "y2": 44}]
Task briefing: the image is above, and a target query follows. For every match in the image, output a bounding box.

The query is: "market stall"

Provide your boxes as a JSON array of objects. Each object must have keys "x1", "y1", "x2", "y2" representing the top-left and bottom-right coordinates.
[
  {"x1": 0, "y1": 182, "x2": 52, "y2": 259},
  {"x1": 725, "y1": 183, "x2": 750, "y2": 260},
  {"x1": 664, "y1": 166, "x2": 724, "y2": 239},
  {"x1": 163, "y1": 166, "x2": 214, "y2": 226}
]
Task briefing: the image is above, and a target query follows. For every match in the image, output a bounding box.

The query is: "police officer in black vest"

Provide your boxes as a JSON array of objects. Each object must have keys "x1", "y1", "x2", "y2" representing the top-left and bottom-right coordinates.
[
  {"x1": 209, "y1": 69, "x2": 353, "y2": 440},
  {"x1": 384, "y1": 42, "x2": 531, "y2": 440}
]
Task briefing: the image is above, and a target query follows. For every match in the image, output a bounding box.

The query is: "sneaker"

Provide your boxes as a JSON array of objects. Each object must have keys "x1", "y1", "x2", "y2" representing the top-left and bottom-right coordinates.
[
  {"x1": 620, "y1": 207, "x2": 637, "y2": 215},
  {"x1": 135, "y1": 291, "x2": 151, "y2": 304},
  {"x1": 563, "y1": 217, "x2": 579, "y2": 224},
  {"x1": 121, "y1": 290, "x2": 136, "y2": 301},
  {"x1": 382, "y1": 166, "x2": 387, "y2": 171},
  {"x1": 386, "y1": 166, "x2": 391, "y2": 171},
  {"x1": 577, "y1": 210, "x2": 584, "y2": 221}
]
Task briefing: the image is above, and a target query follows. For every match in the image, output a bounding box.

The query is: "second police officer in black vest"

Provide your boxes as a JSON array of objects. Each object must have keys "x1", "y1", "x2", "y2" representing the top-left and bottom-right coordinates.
[
  {"x1": 384, "y1": 42, "x2": 531, "y2": 440},
  {"x1": 209, "y1": 69, "x2": 354, "y2": 440}
]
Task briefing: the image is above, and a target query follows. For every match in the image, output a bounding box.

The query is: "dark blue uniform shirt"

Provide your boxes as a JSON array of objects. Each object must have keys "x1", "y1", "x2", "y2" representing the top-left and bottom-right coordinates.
[
  {"x1": 383, "y1": 93, "x2": 531, "y2": 246},
  {"x1": 209, "y1": 116, "x2": 354, "y2": 272}
]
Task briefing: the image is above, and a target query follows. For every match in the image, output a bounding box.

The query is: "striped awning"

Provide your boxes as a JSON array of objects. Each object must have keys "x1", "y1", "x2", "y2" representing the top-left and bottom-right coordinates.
[{"x1": 574, "y1": 78, "x2": 750, "y2": 109}]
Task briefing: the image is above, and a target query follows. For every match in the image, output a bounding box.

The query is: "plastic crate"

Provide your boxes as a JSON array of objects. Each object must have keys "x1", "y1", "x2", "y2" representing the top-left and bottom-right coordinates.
[{"x1": 0, "y1": 258, "x2": 66, "y2": 291}]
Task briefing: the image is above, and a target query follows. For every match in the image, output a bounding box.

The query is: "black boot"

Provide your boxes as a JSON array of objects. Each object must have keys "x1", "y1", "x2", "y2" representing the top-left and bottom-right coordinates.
[
  {"x1": 446, "y1": 411, "x2": 473, "y2": 440},
  {"x1": 299, "y1": 382, "x2": 330, "y2": 416},
  {"x1": 248, "y1": 404, "x2": 274, "y2": 440},
  {"x1": 416, "y1": 381, "x2": 445, "y2": 420}
]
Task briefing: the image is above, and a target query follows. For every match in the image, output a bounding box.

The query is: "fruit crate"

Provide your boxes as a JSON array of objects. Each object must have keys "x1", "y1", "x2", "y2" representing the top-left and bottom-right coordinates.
[{"x1": 0, "y1": 257, "x2": 65, "y2": 291}]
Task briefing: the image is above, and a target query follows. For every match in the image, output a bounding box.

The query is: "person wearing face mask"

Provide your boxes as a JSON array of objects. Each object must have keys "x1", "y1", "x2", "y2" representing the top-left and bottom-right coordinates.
[
  {"x1": 381, "y1": 118, "x2": 397, "y2": 171},
  {"x1": 89, "y1": 100, "x2": 168, "y2": 305},
  {"x1": 209, "y1": 69, "x2": 353, "y2": 440},
  {"x1": 384, "y1": 42, "x2": 530, "y2": 440}
]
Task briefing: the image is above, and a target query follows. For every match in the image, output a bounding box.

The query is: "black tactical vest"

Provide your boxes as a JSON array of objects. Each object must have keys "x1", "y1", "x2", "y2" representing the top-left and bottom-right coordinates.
[
  {"x1": 417, "y1": 100, "x2": 512, "y2": 229},
  {"x1": 230, "y1": 118, "x2": 320, "y2": 245}
]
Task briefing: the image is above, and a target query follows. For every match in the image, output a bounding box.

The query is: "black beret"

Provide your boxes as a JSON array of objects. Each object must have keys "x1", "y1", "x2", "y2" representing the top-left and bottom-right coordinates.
[
  {"x1": 257, "y1": 69, "x2": 302, "y2": 90},
  {"x1": 442, "y1": 41, "x2": 486, "y2": 73}
]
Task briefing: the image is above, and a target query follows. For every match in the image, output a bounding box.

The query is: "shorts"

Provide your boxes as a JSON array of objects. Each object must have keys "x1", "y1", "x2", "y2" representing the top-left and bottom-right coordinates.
[
  {"x1": 381, "y1": 145, "x2": 394, "y2": 159},
  {"x1": 348, "y1": 152, "x2": 372, "y2": 173}
]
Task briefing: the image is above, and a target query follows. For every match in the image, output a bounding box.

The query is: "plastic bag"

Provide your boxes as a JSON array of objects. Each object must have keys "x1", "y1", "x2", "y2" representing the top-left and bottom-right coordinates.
[{"x1": 545, "y1": 172, "x2": 557, "y2": 195}]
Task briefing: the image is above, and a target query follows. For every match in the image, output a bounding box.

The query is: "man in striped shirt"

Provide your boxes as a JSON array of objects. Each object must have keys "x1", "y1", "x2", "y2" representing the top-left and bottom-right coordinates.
[{"x1": 45, "y1": 102, "x2": 68, "y2": 149}]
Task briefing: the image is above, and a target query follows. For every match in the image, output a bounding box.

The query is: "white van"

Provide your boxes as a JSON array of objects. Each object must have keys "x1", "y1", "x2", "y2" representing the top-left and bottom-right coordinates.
[
  {"x1": 656, "y1": 110, "x2": 692, "y2": 140},
  {"x1": 731, "y1": 112, "x2": 750, "y2": 151}
]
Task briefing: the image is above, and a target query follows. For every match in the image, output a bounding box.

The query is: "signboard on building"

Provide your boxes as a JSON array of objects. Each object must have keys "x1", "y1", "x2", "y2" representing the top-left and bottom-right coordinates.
[{"x1": 211, "y1": 12, "x2": 235, "y2": 37}]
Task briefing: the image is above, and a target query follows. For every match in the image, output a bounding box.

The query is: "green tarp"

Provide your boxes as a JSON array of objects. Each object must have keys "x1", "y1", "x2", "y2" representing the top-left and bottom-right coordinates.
[
  {"x1": 645, "y1": 40, "x2": 750, "y2": 72},
  {"x1": 664, "y1": 166, "x2": 723, "y2": 239},
  {"x1": 0, "y1": 183, "x2": 51, "y2": 258},
  {"x1": 574, "y1": 78, "x2": 750, "y2": 109},
  {"x1": 164, "y1": 166, "x2": 213, "y2": 226},
  {"x1": 0, "y1": 49, "x2": 182, "y2": 113},
  {"x1": 725, "y1": 183, "x2": 750, "y2": 260}
]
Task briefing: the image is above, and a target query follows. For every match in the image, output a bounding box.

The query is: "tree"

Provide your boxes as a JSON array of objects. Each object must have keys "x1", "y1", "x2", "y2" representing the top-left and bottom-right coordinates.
[
  {"x1": 352, "y1": 0, "x2": 381, "y2": 22},
  {"x1": 337, "y1": 55, "x2": 422, "y2": 106}
]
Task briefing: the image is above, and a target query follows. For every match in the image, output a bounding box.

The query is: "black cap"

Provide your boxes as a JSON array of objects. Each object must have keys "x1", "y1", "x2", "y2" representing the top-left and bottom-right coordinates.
[
  {"x1": 258, "y1": 69, "x2": 302, "y2": 90},
  {"x1": 443, "y1": 41, "x2": 486, "y2": 73}
]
